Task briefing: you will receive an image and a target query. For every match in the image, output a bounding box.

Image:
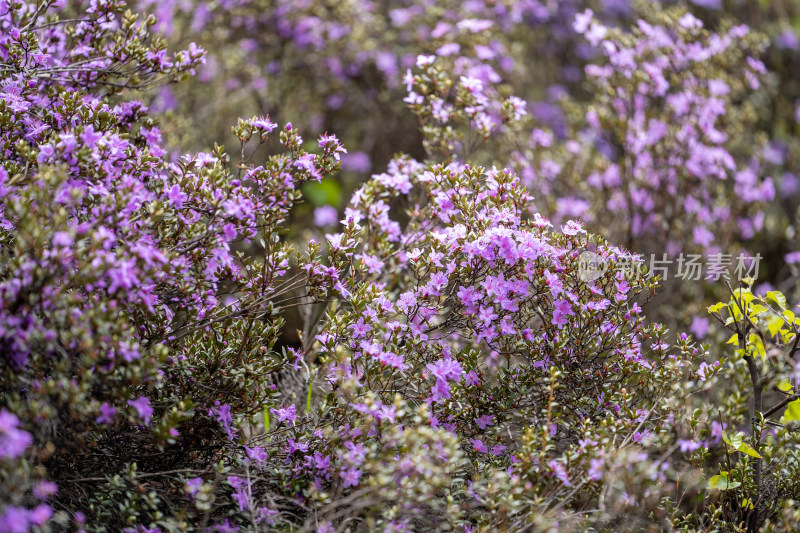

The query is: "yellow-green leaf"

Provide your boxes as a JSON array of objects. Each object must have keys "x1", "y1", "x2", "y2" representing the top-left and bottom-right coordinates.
[
  {"x1": 748, "y1": 333, "x2": 766, "y2": 363},
  {"x1": 784, "y1": 399, "x2": 800, "y2": 423},
  {"x1": 737, "y1": 441, "x2": 762, "y2": 459},
  {"x1": 733, "y1": 288, "x2": 754, "y2": 306},
  {"x1": 708, "y1": 471, "x2": 741, "y2": 491},
  {"x1": 749, "y1": 304, "x2": 768, "y2": 318},
  {"x1": 723, "y1": 431, "x2": 762, "y2": 458},
  {"x1": 766, "y1": 316, "x2": 785, "y2": 337},
  {"x1": 778, "y1": 379, "x2": 794, "y2": 393},
  {"x1": 723, "y1": 431, "x2": 744, "y2": 450},
  {"x1": 767, "y1": 291, "x2": 787, "y2": 311},
  {"x1": 708, "y1": 302, "x2": 726, "y2": 314},
  {"x1": 726, "y1": 334, "x2": 739, "y2": 346}
]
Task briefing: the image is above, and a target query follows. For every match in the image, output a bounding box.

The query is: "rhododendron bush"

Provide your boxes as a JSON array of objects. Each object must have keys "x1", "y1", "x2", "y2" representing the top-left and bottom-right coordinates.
[{"x1": 4, "y1": 0, "x2": 800, "y2": 532}]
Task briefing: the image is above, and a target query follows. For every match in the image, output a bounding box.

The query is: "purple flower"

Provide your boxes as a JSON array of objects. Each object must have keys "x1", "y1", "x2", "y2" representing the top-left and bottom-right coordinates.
[
  {"x1": 252, "y1": 116, "x2": 277, "y2": 133},
  {"x1": 271, "y1": 404, "x2": 297, "y2": 424},
  {"x1": 33, "y1": 481, "x2": 58, "y2": 500},
  {"x1": 96, "y1": 403, "x2": 117, "y2": 424},
  {"x1": 588, "y1": 457, "x2": 605, "y2": 480},
  {"x1": 340, "y1": 151, "x2": 371, "y2": 173},
  {"x1": 470, "y1": 438, "x2": 487, "y2": 453},
  {"x1": 245, "y1": 446, "x2": 267, "y2": 465},
  {"x1": 544, "y1": 269, "x2": 563, "y2": 297},
  {"x1": 475, "y1": 415, "x2": 494, "y2": 429},
  {"x1": 426, "y1": 358, "x2": 464, "y2": 382},
  {"x1": 679, "y1": 439, "x2": 702, "y2": 453},
  {"x1": 30, "y1": 505, "x2": 52, "y2": 526},
  {"x1": 696, "y1": 361, "x2": 720, "y2": 382},
  {"x1": 548, "y1": 459, "x2": 572, "y2": 487},
  {"x1": 318, "y1": 133, "x2": 347, "y2": 161},
  {"x1": 164, "y1": 184, "x2": 188, "y2": 209},
  {"x1": 127, "y1": 397, "x2": 153, "y2": 425},
  {"x1": 185, "y1": 477, "x2": 203, "y2": 498},
  {"x1": 0, "y1": 409, "x2": 32, "y2": 459},
  {"x1": 0, "y1": 506, "x2": 29, "y2": 533},
  {"x1": 490, "y1": 444, "x2": 507, "y2": 456},
  {"x1": 350, "y1": 317, "x2": 372, "y2": 339},
  {"x1": 214, "y1": 519, "x2": 239, "y2": 533},
  {"x1": 314, "y1": 205, "x2": 338, "y2": 227},
  {"x1": 460, "y1": 75, "x2": 483, "y2": 93},
  {"x1": 430, "y1": 379, "x2": 452, "y2": 403},
  {"x1": 690, "y1": 316, "x2": 710, "y2": 339},
  {"x1": 775, "y1": 30, "x2": 799, "y2": 51},
  {"x1": 552, "y1": 299, "x2": 574, "y2": 329},
  {"x1": 256, "y1": 507, "x2": 279, "y2": 526},
  {"x1": 52, "y1": 231, "x2": 73, "y2": 247},
  {"x1": 690, "y1": 0, "x2": 722, "y2": 9},
  {"x1": 341, "y1": 467, "x2": 362, "y2": 488},
  {"x1": 786, "y1": 251, "x2": 800, "y2": 264}
]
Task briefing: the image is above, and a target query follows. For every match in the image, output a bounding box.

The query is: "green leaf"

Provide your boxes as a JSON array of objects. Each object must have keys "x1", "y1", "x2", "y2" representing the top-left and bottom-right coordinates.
[
  {"x1": 784, "y1": 399, "x2": 800, "y2": 423},
  {"x1": 726, "y1": 334, "x2": 739, "y2": 346},
  {"x1": 778, "y1": 379, "x2": 793, "y2": 393},
  {"x1": 708, "y1": 471, "x2": 741, "y2": 490},
  {"x1": 749, "y1": 304, "x2": 768, "y2": 318},
  {"x1": 306, "y1": 378, "x2": 313, "y2": 414},
  {"x1": 302, "y1": 179, "x2": 342, "y2": 207},
  {"x1": 767, "y1": 291, "x2": 787, "y2": 311}
]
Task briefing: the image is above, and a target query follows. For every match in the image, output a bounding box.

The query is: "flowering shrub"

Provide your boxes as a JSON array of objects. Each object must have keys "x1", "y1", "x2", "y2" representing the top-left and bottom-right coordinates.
[
  {"x1": 0, "y1": 2, "x2": 340, "y2": 530},
  {"x1": 3, "y1": 1, "x2": 800, "y2": 532},
  {"x1": 522, "y1": 9, "x2": 774, "y2": 253}
]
